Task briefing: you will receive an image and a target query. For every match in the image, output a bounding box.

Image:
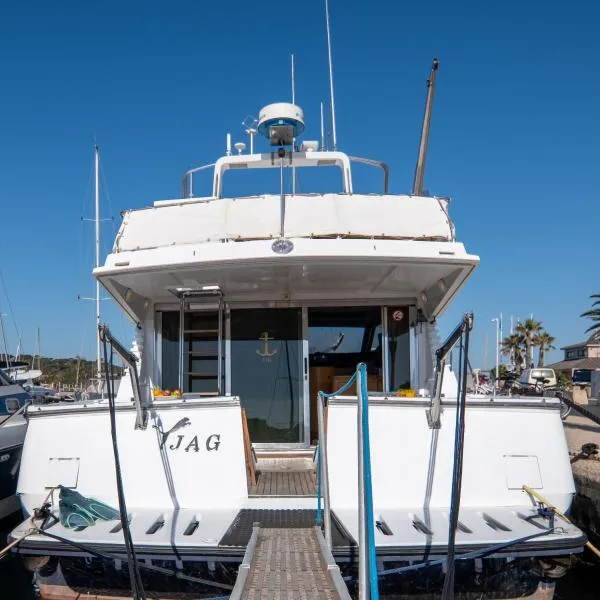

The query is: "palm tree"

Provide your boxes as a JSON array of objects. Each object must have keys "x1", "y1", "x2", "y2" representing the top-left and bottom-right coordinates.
[
  {"x1": 501, "y1": 333, "x2": 525, "y2": 373},
  {"x1": 534, "y1": 331, "x2": 555, "y2": 367},
  {"x1": 581, "y1": 294, "x2": 600, "y2": 341},
  {"x1": 515, "y1": 318, "x2": 543, "y2": 369}
]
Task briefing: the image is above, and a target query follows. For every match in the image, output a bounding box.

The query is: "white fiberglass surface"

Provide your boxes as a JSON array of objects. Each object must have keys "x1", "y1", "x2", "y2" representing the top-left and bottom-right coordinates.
[
  {"x1": 12, "y1": 508, "x2": 240, "y2": 549},
  {"x1": 333, "y1": 506, "x2": 583, "y2": 550},
  {"x1": 18, "y1": 402, "x2": 248, "y2": 516},
  {"x1": 326, "y1": 400, "x2": 575, "y2": 513}
]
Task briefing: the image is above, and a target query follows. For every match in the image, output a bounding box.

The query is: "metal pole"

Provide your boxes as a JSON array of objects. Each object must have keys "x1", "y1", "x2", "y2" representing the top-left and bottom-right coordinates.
[
  {"x1": 492, "y1": 317, "x2": 499, "y2": 386},
  {"x1": 279, "y1": 156, "x2": 285, "y2": 238},
  {"x1": 316, "y1": 393, "x2": 332, "y2": 548},
  {"x1": 320, "y1": 102, "x2": 325, "y2": 151},
  {"x1": 291, "y1": 53, "x2": 296, "y2": 104},
  {"x1": 291, "y1": 53, "x2": 296, "y2": 195},
  {"x1": 217, "y1": 296, "x2": 223, "y2": 395},
  {"x1": 94, "y1": 145, "x2": 102, "y2": 390},
  {"x1": 324, "y1": 0, "x2": 338, "y2": 150},
  {"x1": 412, "y1": 58, "x2": 439, "y2": 196},
  {"x1": 179, "y1": 296, "x2": 185, "y2": 392},
  {"x1": 357, "y1": 367, "x2": 369, "y2": 600}
]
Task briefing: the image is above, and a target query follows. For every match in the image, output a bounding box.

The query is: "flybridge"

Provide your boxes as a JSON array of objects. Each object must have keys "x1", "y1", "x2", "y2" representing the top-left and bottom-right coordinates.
[{"x1": 181, "y1": 102, "x2": 389, "y2": 200}]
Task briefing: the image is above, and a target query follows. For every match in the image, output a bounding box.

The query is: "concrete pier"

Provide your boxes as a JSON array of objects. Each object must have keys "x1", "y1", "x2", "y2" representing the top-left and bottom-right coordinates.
[{"x1": 563, "y1": 404, "x2": 600, "y2": 543}]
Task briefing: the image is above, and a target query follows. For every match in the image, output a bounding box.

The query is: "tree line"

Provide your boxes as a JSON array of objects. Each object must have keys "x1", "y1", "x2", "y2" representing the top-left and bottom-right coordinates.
[
  {"x1": 501, "y1": 319, "x2": 554, "y2": 373},
  {"x1": 499, "y1": 294, "x2": 600, "y2": 375},
  {"x1": 15, "y1": 354, "x2": 123, "y2": 387}
]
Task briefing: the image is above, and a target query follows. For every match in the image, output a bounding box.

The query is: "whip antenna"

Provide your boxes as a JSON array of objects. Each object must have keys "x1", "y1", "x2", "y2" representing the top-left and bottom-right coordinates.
[{"x1": 324, "y1": 0, "x2": 338, "y2": 150}]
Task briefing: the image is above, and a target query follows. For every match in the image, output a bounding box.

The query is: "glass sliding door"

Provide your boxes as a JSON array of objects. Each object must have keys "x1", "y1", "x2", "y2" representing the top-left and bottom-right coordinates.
[{"x1": 230, "y1": 308, "x2": 304, "y2": 444}]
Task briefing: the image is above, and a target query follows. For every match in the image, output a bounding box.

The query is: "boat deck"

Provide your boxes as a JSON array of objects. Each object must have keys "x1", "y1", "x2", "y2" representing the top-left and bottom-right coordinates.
[{"x1": 249, "y1": 457, "x2": 317, "y2": 497}]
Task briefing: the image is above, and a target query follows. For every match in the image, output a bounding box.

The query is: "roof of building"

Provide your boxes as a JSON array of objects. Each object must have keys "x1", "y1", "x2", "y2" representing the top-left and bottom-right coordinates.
[
  {"x1": 561, "y1": 334, "x2": 600, "y2": 351},
  {"x1": 546, "y1": 357, "x2": 600, "y2": 371}
]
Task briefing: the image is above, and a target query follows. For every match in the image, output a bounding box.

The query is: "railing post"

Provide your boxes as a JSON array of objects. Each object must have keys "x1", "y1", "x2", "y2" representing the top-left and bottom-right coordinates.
[
  {"x1": 357, "y1": 366, "x2": 369, "y2": 600},
  {"x1": 357, "y1": 363, "x2": 379, "y2": 600},
  {"x1": 317, "y1": 391, "x2": 332, "y2": 549}
]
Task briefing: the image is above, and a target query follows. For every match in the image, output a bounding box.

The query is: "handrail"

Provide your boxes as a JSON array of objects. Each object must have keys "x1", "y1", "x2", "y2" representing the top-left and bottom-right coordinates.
[
  {"x1": 98, "y1": 325, "x2": 147, "y2": 430},
  {"x1": 317, "y1": 370, "x2": 357, "y2": 549},
  {"x1": 181, "y1": 163, "x2": 216, "y2": 198},
  {"x1": 357, "y1": 363, "x2": 379, "y2": 600},
  {"x1": 317, "y1": 364, "x2": 379, "y2": 600},
  {"x1": 348, "y1": 156, "x2": 389, "y2": 194}
]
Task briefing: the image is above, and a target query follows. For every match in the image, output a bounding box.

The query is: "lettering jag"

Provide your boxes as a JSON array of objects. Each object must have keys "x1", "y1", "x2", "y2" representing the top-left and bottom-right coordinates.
[{"x1": 168, "y1": 433, "x2": 222, "y2": 453}]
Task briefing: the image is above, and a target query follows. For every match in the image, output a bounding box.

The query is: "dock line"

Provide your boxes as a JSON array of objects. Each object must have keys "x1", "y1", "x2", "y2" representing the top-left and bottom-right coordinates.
[{"x1": 522, "y1": 484, "x2": 600, "y2": 560}]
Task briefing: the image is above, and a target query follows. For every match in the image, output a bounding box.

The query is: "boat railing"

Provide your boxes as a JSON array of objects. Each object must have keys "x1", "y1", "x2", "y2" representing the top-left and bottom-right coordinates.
[
  {"x1": 347, "y1": 155, "x2": 389, "y2": 194},
  {"x1": 98, "y1": 325, "x2": 148, "y2": 430},
  {"x1": 181, "y1": 163, "x2": 216, "y2": 198},
  {"x1": 317, "y1": 362, "x2": 380, "y2": 600}
]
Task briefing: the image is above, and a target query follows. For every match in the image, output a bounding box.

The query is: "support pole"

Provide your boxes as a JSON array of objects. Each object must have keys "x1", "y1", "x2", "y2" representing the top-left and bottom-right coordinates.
[
  {"x1": 316, "y1": 393, "x2": 331, "y2": 548},
  {"x1": 412, "y1": 58, "x2": 439, "y2": 196},
  {"x1": 94, "y1": 145, "x2": 102, "y2": 391}
]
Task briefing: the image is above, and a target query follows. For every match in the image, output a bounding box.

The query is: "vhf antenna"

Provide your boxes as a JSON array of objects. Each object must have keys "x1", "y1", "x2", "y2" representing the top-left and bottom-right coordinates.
[{"x1": 324, "y1": 0, "x2": 338, "y2": 150}]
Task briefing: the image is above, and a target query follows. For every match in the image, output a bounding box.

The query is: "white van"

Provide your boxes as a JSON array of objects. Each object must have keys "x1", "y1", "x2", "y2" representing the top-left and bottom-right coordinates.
[{"x1": 519, "y1": 368, "x2": 557, "y2": 388}]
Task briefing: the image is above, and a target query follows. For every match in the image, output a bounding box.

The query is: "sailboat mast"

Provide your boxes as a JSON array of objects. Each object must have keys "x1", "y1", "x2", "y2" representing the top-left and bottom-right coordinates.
[{"x1": 94, "y1": 145, "x2": 101, "y2": 385}]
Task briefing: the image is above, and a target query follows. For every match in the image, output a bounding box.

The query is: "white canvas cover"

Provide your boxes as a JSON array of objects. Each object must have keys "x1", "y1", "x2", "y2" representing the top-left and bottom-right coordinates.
[{"x1": 115, "y1": 194, "x2": 453, "y2": 252}]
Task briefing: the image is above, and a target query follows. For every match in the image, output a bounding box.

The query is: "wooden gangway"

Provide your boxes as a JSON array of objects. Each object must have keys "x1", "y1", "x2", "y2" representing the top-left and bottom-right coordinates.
[{"x1": 230, "y1": 524, "x2": 351, "y2": 600}]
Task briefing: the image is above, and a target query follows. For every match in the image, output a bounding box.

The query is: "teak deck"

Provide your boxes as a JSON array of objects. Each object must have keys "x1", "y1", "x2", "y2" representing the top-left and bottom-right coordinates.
[{"x1": 249, "y1": 469, "x2": 317, "y2": 496}]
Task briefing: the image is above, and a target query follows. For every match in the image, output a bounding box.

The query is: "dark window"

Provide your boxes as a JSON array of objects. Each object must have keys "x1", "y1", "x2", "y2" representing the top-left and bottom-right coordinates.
[
  {"x1": 231, "y1": 308, "x2": 303, "y2": 443},
  {"x1": 387, "y1": 307, "x2": 411, "y2": 390}
]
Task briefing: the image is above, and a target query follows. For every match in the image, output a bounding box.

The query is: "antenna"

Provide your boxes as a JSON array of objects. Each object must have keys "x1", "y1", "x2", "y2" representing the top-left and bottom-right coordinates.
[
  {"x1": 320, "y1": 101, "x2": 325, "y2": 151},
  {"x1": 412, "y1": 58, "x2": 439, "y2": 196},
  {"x1": 324, "y1": 0, "x2": 338, "y2": 150},
  {"x1": 226, "y1": 133, "x2": 232, "y2": 156},
  {"x1": 242, "y1": 117, "x2": 258, "y2": 154},
  {"x1": 94, "y1": 144, "x2": 101, "y2": 386},
  {"x1": 291, "y1": 53, "x2": 296, "y2": 104},
  {"x1": 291, "y1": 53, "x2": 297, "y2": 194}
]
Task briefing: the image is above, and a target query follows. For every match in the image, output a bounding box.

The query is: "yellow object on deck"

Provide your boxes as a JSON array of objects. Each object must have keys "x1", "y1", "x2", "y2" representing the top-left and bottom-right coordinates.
[{"x1": 522, "y1": 484, "x2": 600, "y2": 560}]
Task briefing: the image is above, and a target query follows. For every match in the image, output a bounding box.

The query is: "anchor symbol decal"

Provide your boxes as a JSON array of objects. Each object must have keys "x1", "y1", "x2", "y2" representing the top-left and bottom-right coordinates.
[{"x1": 256, "y1": 331, "x2": 278, "y2": 360}]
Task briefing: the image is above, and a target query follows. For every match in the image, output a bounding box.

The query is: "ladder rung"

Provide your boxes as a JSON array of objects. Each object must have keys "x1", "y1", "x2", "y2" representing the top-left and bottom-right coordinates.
[{"x1": 184, "y1": 329, "x2": 219, "y2": 334}]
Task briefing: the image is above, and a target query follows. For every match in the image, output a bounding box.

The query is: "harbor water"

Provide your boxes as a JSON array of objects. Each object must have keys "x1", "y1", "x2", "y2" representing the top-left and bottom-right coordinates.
[{"x1": 2, "y1": 510, "x2": 598, "y2": 600}]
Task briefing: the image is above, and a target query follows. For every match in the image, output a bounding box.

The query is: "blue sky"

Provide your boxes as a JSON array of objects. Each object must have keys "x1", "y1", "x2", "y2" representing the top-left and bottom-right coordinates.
[{"x1": 0, "y1": 0, "x2": 598, "y2": 366}]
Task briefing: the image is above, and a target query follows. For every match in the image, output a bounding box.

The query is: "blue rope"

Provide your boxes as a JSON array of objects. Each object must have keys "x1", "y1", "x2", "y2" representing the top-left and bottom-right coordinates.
[
  {"x1": 320, "y1": 371, "x2": 358, "y2": 399},
  {"x1": 375, "y1": 527, "x2": 556, "y2": 578},
  {"x1": 359, "y1": 363, "x2": 380, "y2": 600}
]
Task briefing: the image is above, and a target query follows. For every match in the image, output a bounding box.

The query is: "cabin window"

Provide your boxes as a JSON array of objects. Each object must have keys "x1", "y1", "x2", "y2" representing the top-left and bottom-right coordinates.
[{"x1": 5, "y1": 398, "x2": 20, "y2": 413}]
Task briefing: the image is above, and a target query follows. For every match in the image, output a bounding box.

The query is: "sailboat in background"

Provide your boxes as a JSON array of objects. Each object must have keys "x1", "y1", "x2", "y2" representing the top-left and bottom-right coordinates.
[{"x1": 78, "y1": 145, "x2": 120, "y2": 400}]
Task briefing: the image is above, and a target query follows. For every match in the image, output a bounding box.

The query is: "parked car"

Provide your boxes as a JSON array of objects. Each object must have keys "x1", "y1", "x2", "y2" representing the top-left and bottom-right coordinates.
[{"x1": 519, "y1": 368, "x2": 557, "y2": 388}]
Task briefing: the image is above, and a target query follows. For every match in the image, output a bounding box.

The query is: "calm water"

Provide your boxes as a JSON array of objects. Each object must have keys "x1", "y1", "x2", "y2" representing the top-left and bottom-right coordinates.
[{"x1": 2, "y1": 513, "x2": 599, "y2": 599}]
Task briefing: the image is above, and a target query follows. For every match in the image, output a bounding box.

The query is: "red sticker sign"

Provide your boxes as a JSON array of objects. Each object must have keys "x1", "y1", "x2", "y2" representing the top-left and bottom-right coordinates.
[{"x1": 392, "y1": 310, "x2": 404, "y2": 322}]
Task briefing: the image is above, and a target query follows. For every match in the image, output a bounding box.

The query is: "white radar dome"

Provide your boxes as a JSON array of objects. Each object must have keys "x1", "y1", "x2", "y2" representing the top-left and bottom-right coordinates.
[{"x1": 258, "y1": 103, "x2": 305, "y2": 146}]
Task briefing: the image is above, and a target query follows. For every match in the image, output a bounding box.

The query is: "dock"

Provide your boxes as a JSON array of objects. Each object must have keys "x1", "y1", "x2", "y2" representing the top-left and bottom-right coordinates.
[{"x1": 563, "y1": 402, "x2": 600, "y2": 543}]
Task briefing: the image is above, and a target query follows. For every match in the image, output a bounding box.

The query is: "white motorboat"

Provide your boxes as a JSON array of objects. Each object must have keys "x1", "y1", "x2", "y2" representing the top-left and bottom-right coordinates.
[
  {"x1": 8, "y1": 74, "x2": 584, "y2": 598},
  {"x1": 0, "y1": 368, "x2": 29, "y2": 520}
]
